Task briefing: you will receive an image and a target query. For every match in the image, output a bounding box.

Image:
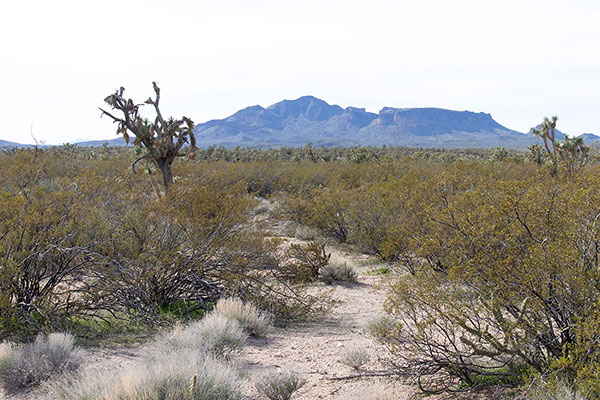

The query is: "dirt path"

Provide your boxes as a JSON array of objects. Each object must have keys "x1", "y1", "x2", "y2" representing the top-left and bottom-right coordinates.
[{"x1": 238, "y1": 235, "x2": 415, "y2": 399}]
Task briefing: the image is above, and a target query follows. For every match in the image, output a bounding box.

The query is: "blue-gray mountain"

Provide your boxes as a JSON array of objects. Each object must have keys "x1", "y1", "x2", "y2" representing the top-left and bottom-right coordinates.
[
  {"x1": 0, "y1": 139, "x2": 35, "y2": 148},
  {"x1": 193, "y1": 96, "x2": 598, "y2": 149},
  {"x1": 2, "y1": 96, "x2": 599, "y2": 148}
]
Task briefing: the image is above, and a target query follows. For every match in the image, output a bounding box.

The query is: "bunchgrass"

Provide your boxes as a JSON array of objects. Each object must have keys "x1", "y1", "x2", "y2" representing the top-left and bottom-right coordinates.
[
  {"x1": 51, "y1": 352, "x2": 242, "y2": 400},
  {"x1": 255, "y1": 371, "x2": 305, "y2": 400},
  {"x1": 157, "y1": 312, "x2": 246, "y2": 357},
  {"x1": 0, "y1": 333, "x2": 84, "y2": 394},
  {"x1": 214, "y1": 297, "x2": 272, "y2": 337},
  {"x1": 319, "y1": 263, "x2": 357, "y2": 285},
  {"x1": 339, "y1": 348, "x2": 371, "y2": 370}
]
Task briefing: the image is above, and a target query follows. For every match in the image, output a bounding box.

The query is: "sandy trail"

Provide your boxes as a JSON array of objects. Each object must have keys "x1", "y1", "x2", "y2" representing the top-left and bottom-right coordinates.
[{"x1": 238, "y1": 235, "x2": 414, "y2": 399}]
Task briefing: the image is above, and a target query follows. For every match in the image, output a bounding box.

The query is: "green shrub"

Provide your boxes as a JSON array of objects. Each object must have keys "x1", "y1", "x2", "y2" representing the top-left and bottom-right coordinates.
[
  {"x1": 282, "y1": 241, "x2": 330, "y2": 283},
  {"x1": 158, "y1": 300, "x2": 207, "y2": 320}
]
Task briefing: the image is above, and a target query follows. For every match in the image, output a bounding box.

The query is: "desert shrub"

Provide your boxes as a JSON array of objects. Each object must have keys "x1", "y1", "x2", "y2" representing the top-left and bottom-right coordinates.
[
  {"x1": 525, "y1": 380, "x2": 586, "y2": 400},
  {"x1": 364, "y1": 266, "x2": 391, "y2": 275},
  {"x1": 91, "y1": 180, "x2": 262, "y2": 321},
  {"x1": 293, "y1": 225, "x2": 319, "y2": 241},
  {"x1": 214, "y1": 298, "x2": 272, "y2": 337},
  {"x1": 0, "y1": 181, "x2": 109, "y2": 335},
  {"x1": 282, "y1": 241, "x2": 330, "y2": 283},
  {"x1": 244, "y1": 281, "x2": 330, "y2": 324},
  {"x1": 339, "y1": 348, "x2": 371, "y2": 370},
  {"x1": 374, "y1": 168, "x2": 600, "y2": 395},
  {"x1": 158, "y1": 312, "x2": 246, "y2": 357},
  {"x1": 0, "y1": 333, "x2": 83, "y2": 394},
  {"x1": 345, "y1": 183, "x2": 405, "y2": 257},
  {"x1": 366, "y1": 315, "x2": 401, "y2": 340},
  {"x1": 283, "y1": 186, "x2": 352, "y2": 242},
  {"x1": 255, "y1": 371, "x2": 305, "y2": 400},
  {"x1": 319, "y1": 263, "x2": 357, "y2": 284},
  {"x1": 52, "y1": 352, "x2": 242, "y2": 400}
]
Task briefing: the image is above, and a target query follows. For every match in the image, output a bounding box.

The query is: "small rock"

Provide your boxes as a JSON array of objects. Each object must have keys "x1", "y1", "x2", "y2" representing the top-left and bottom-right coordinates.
[{"x1": 274, "y1": 352, "x2": 283, "y2": 358}]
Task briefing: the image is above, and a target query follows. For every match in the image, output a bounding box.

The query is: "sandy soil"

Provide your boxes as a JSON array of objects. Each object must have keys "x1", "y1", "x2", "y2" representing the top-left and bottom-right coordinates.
[{"x1": 237, "y1": 239, "x2": 415, "y2": 400}]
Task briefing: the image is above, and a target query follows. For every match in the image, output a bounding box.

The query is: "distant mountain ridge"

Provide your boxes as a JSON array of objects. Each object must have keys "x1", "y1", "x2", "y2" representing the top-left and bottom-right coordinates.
[
  {"x1": 0, "y1": 139, "x2": 31, "y2": 148},
  {"x1": 192, "y1": 96, "x2": 598, "y2": 149},
  {"x1": 2, "y1": 96, "x2": 599, "y2": 149}
]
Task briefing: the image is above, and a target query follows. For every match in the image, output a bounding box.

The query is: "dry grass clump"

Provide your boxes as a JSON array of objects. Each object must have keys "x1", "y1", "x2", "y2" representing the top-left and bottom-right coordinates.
[
  {"x1": 215, "y1": 297, "x2": 272, "y2": 337},
  {"x1": 339, "y1": 348, "x2": 371, "y2": 371},
  {"x1": 158, "y1": 312, "x2": 247, "y2": 357},
  {"x1": 366, "y1": 315, "x2": 400, "y2": 340},
  {"x1": 319, "y1": 263, "x2": 357, "y2": 285},
  {"x1": 293, "y1": 225, "x2": 319, "y2": 241},
  {"x1": 526, "y1": 380, "x2": 586, "y2": 400},
  {"x1": 255, "y1": 371, "x2": 305, "y2": 400},
  {"x1": 52, "y1": 352, "x2": 242, "y2": 400},
  {"x1": 0, "y1": 333, "x2": 83, "y2": 394},
  {"x1": 51, "y1": 311, "x2": 247, "y2": 399}
]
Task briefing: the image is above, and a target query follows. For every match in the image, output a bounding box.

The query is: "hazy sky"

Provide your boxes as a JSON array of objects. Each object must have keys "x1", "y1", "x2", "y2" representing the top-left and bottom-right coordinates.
[{"x1": 1, "y1": 0, "x2": 599, "y2": 144}]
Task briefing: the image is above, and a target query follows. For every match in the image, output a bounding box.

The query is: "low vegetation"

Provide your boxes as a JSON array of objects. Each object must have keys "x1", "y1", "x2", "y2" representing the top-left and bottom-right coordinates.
[
  {"x1": 319, "y1": 263, "x2": 357, "y2": 285},
  {"x1": 0, "y1": 333, "x2": 83, "y2": 394},
  {"x1": 53, "y1": 349, "x2": 242, "y2": 400},
  {"x1": 2, "y1": 135, "x2": 600, "y2": 398},
  {"x1": 51, "y1": 309, "x2": 249, "y2": 399},
  {"x1": 214, "y1": 297, "x2": 272, "y2": 337},
  {"x1": 158, "y1": 312, "x2": 247, "y2": 357},
  {"x1": 255, "y1": 371, "x2": 305, "y2": 400},
  {"x1": 339, "y1": 348, "x2": 371, "y2": 371}
]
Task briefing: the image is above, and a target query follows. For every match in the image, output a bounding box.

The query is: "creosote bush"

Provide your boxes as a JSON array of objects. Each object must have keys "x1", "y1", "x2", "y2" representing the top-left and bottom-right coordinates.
[
  {"x1": 255, "y1": 371, "x2": 305, "y2": 400},
  {"x1": 283, "y1": 241, "x2": 331, "y2": 283},
  {"x1": 0, "y1": 148, "x2": 323, "y2": 336},
  {"x1": 0, "y1": 333, "x2": 83, "y2": 394}
]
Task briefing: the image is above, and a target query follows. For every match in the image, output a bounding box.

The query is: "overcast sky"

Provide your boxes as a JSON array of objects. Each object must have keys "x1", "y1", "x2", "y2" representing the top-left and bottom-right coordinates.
[{"x1": 1, "y1": 0, "x2": 599, "y2": 144}]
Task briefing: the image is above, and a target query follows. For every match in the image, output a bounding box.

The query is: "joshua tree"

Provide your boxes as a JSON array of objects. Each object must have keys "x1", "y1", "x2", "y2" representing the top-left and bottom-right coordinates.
[
  {"x1": 100, "y1": 82, "x2": 196, "y2": 188},
  {"x1": 531, "y1": 116, "x2": 587, "y2": 176}
]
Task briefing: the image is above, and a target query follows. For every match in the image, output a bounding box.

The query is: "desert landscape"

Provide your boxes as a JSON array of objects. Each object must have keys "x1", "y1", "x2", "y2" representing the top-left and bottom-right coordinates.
[{"x1": 2, "y1": 1, "x2": 600, "y2": 399}]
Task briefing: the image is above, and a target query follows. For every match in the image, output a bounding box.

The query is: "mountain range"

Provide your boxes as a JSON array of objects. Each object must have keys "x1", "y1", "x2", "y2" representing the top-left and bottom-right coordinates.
[
  {"x1": 192, "y1": 96, "x2": 599, "y2": 149},
  {"x1": 2, "y1": 96, "x2": 599, "y2": 149}
]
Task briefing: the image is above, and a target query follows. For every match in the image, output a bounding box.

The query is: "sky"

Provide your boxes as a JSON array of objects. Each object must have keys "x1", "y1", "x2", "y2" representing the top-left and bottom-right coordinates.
[{"x1": 1, "y1": 0, "x2": 599, "y2": 144}]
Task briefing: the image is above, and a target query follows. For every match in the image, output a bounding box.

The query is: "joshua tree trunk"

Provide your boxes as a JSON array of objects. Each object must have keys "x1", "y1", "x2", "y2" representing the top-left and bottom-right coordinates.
[{"x1": 157, "y1": 159, "x2": 173, "y2": 188}]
